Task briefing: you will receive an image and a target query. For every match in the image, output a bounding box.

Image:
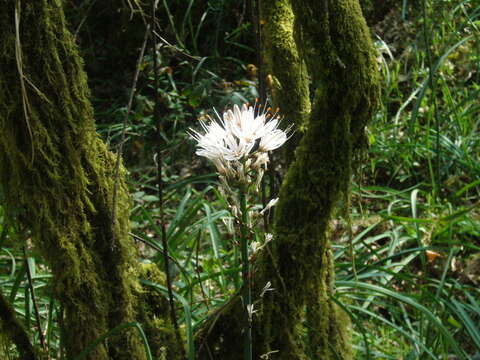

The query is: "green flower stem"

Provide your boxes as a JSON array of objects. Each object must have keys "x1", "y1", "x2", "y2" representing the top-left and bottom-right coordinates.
[{"x1": 239, "y1": 190, "x2": 252, "y2": 360}]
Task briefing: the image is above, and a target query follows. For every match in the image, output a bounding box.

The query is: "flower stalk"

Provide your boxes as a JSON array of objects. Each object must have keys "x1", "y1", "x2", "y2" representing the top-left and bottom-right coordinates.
[
  {"x1": 190, "y1": 102, "x2": 290, "y2": 360},
  {"x1": 239, "y1": 189, "x2": 252, "y2": 360}
]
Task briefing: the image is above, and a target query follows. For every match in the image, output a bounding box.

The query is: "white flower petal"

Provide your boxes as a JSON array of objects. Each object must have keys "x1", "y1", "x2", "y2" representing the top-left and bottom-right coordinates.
[
  {"x1": 190, "y1": 103, "x2": 290, "y2": 168},
  {"x1": 259, "y1": 130, "x2": 287, "y2": 151}
]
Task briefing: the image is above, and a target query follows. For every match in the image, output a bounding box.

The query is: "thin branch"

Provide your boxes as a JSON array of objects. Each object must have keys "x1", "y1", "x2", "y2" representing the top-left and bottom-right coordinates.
[
  {"x1": 151, "y1": 0, "x2": 184, "y2": 354},
  {"x1": 252, "y1": 0, "x2": 266, "y2": 104},
  {"x1": 152, "y1": 30, "x2": 202, "y2": 61},
  {"x1": 251, "y1": 0, "x2": 276, "y2": 231},
  {"x1": 14, "y1": 0, "x2": 34, "y2": 163},
  {"x1": 111, "y1": 24, "x2": 151, "y2": 250},
  {"x1": 73, "y1": 0, "x2": 97, "y2": 40}
]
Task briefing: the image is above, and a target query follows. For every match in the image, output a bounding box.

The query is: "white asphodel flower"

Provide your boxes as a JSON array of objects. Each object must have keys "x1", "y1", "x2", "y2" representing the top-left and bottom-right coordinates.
[
  {"x1": 224, "y1": 104, "x2": 289, "y2": 150},
  {"x1": 190, "y1": 118, "x2": 251, "y2": 162},
  {"x1": 259, "y1": 129, "x2": 289, "y2": 152},
  {"x1": 224, "y1": 104, "x2": 268, "y2": 144},
  {"x1": 190, "y1": 102, "x2": 289, "y2": 166}
]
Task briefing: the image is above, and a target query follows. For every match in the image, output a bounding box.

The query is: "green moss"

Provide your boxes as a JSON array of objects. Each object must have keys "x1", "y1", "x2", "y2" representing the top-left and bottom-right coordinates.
[
  {"x1": 260, "y1": 1, "x2": 379, "y2": 358},
  {"x1": 0, "y1": 1, "x2": 153, "y2": 359},
  {"x1": 137, "y1": 263, "x2": 185, "y2": 360},
  {"x1": 261, "y1": 0, "x2": 311, "y2": 164}
]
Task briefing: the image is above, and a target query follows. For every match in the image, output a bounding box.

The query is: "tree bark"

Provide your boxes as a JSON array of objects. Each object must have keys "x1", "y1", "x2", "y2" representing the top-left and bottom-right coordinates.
[
  {"x1": 195, "y1": 0, "x2": 380, "y2": 359},
  {"x1": 261, "y1": 0, "x2": 311, "y2": 165},
  {"x1": 0, "y1": 1, "x2": 180, "y2": 359}
]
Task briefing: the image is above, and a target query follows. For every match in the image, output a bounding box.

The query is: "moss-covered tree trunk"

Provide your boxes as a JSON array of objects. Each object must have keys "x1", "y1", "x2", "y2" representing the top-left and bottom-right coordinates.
[
  {"x1": 261, "y1": 0, "x2": 311, "y2": 165},
  {"x1": 0, "y1": 1, "x2": 176, "y2": 359},
  {"x1": 196, "y1": 0, "x2": 379, "y2": 359}
]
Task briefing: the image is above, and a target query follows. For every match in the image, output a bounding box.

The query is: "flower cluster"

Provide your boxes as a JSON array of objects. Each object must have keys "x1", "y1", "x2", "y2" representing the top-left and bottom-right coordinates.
[
  {"x1": 190, "y1": 102, "x2": 289, "y2": 241},
  {"x1": 190, "y1": 103, "x2": 290, "y2": 186}
]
